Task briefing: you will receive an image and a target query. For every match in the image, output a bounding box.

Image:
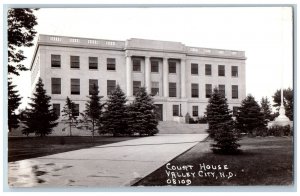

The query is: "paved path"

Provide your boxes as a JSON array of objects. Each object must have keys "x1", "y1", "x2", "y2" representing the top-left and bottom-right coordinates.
[{"x1": 8, "y1": 134, "x2": 208, "y2": 187}]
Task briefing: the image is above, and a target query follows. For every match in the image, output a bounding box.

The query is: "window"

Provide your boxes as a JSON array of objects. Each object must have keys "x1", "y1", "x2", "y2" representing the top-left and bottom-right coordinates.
[
  {"x1": 71, "y1": 79, "x2": 80, "y2": 95},
  {"x1": 53, "y1": 104, "x2": 60, "y2": 117},
  {"x1": 51, "y1": 78, "x2": 61, "y2": 94},
  {"x1": 70, "y1": 56, "x2": 80, "y2": 68},
  {"x1": 232, "y1": 85, "x2": 238, "y2": 99},
  {"x1": 191, "y1": 83, "x2": 199, "y2": 98},
  {"x1": 218, "y1": 65, "x2": 225, "y2": 76},
  {"x1": 233, "y1": 106, "x2": 239, "y2": 116},
  {"x1": 232, "y1": 66, "x2": 238, "y2": 77},
  {"x1": 191, "y1": 63, "x2": 198, "y2": 75},
  {"x1": 132, "y1": 59, "x2": 141, "y2": 72},
  {"x1": 89, "y1": 79, "x2": 98, "y2": 95},
  {"x1": 169, "y1": 82, "x2": 177, "y2": 97},
  {"x1": 219, "y1": 85, "x2": 225, "y2": 97},
  {"x1": 51, "y1": 55, "x2": 61, "y2": 68},
  {"x1": 89, "y1": 57, "x2": 98, "y2": 69},
  {"x1": 107, "y1": 58, "x2": 116, "y2": 70},
  {"x1": 169, "y1": 61, "x2": 176, "y2": 73},
  {"x1": 205, "y1": 64, "x2": 212, "y2": 76},
  {"x1": 151, "y1": 60, "x2": 159, "y2": 72},
  {"x1": 151, "y1": 82, "x2": 159, "y2": 96},
  {"x1": 107, "y1": 80, "x2": 116, "y2": 95},
  {"x1": 192, "y1": 106, "x2": 198, "y2": 117},
  {"x1": 206, "y1": 84, "x2": 212, "y2": 98},
  {"x1": 173, "y1": 105, "x2": 179, "y2": 116},
  {"x1": 74, "y1": 104, "x2": 79, "y2": 116},
  {"x1": 133, "y1": 81, "x2": 141, "y2": 96}
]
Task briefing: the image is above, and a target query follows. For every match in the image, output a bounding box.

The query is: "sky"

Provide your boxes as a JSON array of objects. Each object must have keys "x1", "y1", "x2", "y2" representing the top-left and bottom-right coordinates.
[{"x1": 10, "y1": 7, "x2": 293, "y2": 111}]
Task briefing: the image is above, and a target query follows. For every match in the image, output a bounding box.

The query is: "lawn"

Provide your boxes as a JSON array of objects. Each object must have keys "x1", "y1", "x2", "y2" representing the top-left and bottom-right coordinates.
[
  {"x1": 134, "y1": 136, "x2": 293, "y2": 186},
  {"x1": 8, "y1": 136, "x2": 136, "y2": 162}
]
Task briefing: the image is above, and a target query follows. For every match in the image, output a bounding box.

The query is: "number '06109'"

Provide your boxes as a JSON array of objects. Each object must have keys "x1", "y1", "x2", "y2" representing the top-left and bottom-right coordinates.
[{"x1": 166, "y1": 178, "x2": 191, "y2": 186}]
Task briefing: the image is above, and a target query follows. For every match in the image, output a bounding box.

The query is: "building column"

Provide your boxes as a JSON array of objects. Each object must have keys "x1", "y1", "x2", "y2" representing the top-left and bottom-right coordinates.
[
  {"x1": 163, "y1": 57, "x2": 169, "y2": 97},
  {"x1": 126, "y1": 55, "x2": 132, "y2": 96},
  {"x1": 180, "y1": 58, "x2": 186, "y2": 98},
  {"x1": 145, "y1": 56, "x2": 151, "y2": 94}
]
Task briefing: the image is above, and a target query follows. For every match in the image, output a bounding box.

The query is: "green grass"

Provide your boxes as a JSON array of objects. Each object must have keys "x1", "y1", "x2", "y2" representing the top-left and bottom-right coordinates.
[
  {"x1": 8, "y1": 136, "x2": 136, "y2": 162},
  {"x1": 134, "y1": 137, "x2": 293, "y2": 186}
]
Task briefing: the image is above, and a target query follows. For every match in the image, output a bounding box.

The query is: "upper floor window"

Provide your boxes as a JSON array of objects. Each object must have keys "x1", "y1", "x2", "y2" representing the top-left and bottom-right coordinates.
[
  {"x1": 218, "y1": 65, "x2": 225, "y2": 76},
  {"x1": 51, "y1": 78, "x2": 61, "y2": 94},
  {"x1": 107, "y1": 58, "x2": 116, "y2": 71},
  {"x1": 151, "y1": 60, "x2": 159, "y2": 73},
  {"x1": 107, "y1": 80, "x2": 116, "y2": 95},
  {"x1": 169, "y1": 61, "x2": 176, "y2": 74},
  {"x1": 89, "y1": 57, "x2": 98, "y2": 70},
  {"x1": 206, "y1": 84, "x2": 212, "y2": 98},
  {"x1": 191, "y1": 83, "x2": 199, "y2": 98},
  {"x1": 205, "y1": 64, "x2": 212, "y2": 76},
  {"x1": 232, "y1": 85, "x2": 238, "y2": 99},
  {"x1": 133, "y1": 81, "x2": 141, "y2": 96},
  {"x1": 191, "y1": 63, "x2": 198, "y2": 75},
  {"x1": 132, "y1": 59, "x2": 141, "y2": 72},
  {"x1": 51, "y1": 55, "x2": 61, "y2": 68},
  {"x1": 169, "y1": 82, "x2": 177, "y2": 97},
  {"x1": 71, "y1": 79, "x2": 80, "y2": 95},
  {"x1": 219, "y1": 84, "x2": 225, "y2": 97},
  {"x1": 89, "y1": 79, "x2": 98, "y2": 95},
  {"x1": 231, "y1": 66, "x2": 238, "y2": 77},
  {"x1": 151, "y1": 82, "x2": 159, "y2": 96},
  {"x1": 70, "y1": 56, "x2": 80, "y2": 69}
]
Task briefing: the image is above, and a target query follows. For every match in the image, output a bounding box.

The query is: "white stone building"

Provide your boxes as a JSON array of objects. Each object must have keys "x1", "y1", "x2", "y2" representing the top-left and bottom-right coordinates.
[{"x1": 30, "y1": 34, "x2": 246, "y2": 122}]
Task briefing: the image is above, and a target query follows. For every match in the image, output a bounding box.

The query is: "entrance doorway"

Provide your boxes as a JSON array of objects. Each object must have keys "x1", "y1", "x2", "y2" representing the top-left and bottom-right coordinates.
[{"x1": 154, "y1": 104, "x2": 163, "y2": 121}]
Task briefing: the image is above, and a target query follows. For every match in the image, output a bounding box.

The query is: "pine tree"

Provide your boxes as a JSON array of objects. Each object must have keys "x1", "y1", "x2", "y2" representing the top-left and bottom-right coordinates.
[
  {"x1": 22, "y1": 78, "x2": 58, "y2": 136},
  {"x1": 8, "y1": 79, "x2": 22, "y2": 131},
  {"x1": 260, "y1": 96, "x2": 273, "y2": 122},
  {"x1": 236, "y1": 94, "x2": 267, "y2": 135},
  {"x1": 127, "y1": 87, "x2": 159, "y2": 136},
  {"x1": 101, "y1": 85, "x2": 128, "y2": 136},
  {"x1": 81, "y1": 84, "x2": 104, "y2": 139},
  {"x1": 8, "y1": 9, "x2": 38, "y2": 76},
  {"x1": 62, "y1": 97, "x2": 78, "y2": 136},
  {"x1": 206, "y1": 88, "x2": 240, "y2": 154},
  {"x1": 206, "y1": 88, "x2": 233, "y2": 138}
]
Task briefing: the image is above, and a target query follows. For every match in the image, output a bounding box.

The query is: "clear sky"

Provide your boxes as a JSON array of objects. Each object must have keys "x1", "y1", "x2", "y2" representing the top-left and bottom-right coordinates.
[{"x1": 11, "y1": 7, "x2": 293, "y2": 111}]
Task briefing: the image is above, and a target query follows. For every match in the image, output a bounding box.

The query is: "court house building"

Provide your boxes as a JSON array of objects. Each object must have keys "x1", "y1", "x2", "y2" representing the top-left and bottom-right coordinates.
[{"x1": 30, "y1": 34, "x2": 246, "y2": 122}]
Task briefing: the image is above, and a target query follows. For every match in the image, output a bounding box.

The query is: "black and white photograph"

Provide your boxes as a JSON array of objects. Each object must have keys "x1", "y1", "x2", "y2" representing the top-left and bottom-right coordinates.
[{"x1": 2, "y1": 1, "x2": 296, "y2": 192}]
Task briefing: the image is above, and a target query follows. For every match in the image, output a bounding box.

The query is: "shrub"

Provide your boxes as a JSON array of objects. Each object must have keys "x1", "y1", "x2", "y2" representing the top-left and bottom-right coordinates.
[
  {"x1": 197, "y1": 115, "x2": 207, "y2": 124},
  {"x1": 268, "y1": 125, "x2": 292, "y2": 137}
]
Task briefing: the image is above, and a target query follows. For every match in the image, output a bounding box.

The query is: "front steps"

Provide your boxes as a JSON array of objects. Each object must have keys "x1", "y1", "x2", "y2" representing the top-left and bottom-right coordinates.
[{"x1": 157, "y1": 121, "x2": 208, "y2": 134}]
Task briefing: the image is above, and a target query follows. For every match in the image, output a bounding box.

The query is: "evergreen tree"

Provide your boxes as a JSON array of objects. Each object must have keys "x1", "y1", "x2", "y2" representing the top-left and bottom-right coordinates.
[
  {"x1": 206, "y1": 88, "x2": 233, "y2": 138},
  {"x1": 206, "y1": 88, "x2": 240, "y2": 154},
  {"x1": 101, "y1": 85, "x2": 128, "y2": 136},
  {"x1": 8, "y1": 9, "x2": 38, "y2": 76},
  {"x1": 127, "y1": 87, "x2": 159, "y2": 136},
  {"x1": 62, "y1": 97, "x2": 78, "y2": 136},
  {"x1": 272, "y1": 88, "x2": 293, "y2": 120},
  {"x1": 260, "y1": 96, "x2": 273, "y2": 122},
  {"x1": 22, "y1": 78, "x2": 58, "y2": 136},
  {"x1": 81, "y1": 84, "x2": 104, "y2": 139},
  {"x1": 8, "y1": 79, "x2": 22, "y2": 131},
  {"x1": 236, "y1": 94, "x2": 267, "y2": 135}
]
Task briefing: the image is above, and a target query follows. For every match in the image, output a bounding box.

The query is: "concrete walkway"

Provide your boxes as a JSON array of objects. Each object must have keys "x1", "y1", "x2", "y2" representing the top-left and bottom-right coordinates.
[{"x1": 8, "y1": 134, "x2": 208, "y2": 187}]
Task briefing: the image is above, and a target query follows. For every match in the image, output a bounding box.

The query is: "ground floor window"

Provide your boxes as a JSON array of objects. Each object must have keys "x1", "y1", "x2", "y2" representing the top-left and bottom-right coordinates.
[
  {"x1": 173, "y1": 105, "x2": 179, "y2": 116},
  {"x1": 192, "y1": 106, "x2": 198, "y2": 117}
]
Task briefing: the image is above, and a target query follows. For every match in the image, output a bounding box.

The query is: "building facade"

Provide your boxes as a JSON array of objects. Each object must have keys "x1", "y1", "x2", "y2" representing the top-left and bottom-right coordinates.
[{"x1": 30, "y1": 34, "x2": 246, "y2": 122}]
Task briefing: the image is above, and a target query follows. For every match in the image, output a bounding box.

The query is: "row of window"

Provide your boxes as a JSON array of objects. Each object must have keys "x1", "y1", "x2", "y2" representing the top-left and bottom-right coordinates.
[
  {"x1": 51, "y1": 78, "x2": 239, "y2": 99},
  {"x1": 53, "y1": 102, "x2": 239, "y2": 118},
  {"x1": 51, "y1": 55, "x2": 238, "y2": 77},
  {"x1": 172, "y1": 105, "x2": 239, "y2": 117}
]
